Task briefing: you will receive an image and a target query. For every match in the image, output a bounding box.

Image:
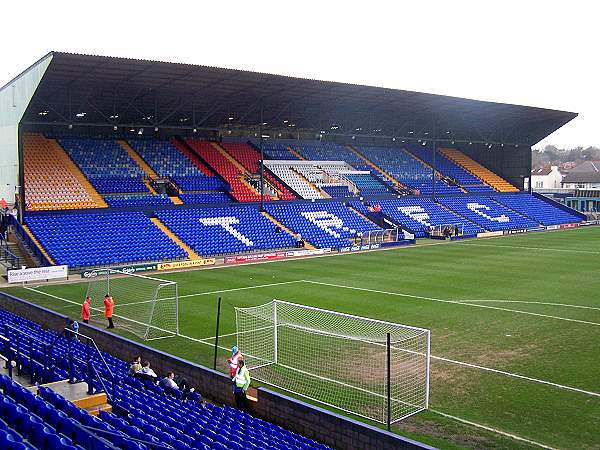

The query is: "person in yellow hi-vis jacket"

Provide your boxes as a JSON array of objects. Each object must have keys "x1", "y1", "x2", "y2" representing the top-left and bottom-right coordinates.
[{"x1": 233, "y1": 359, "x2": 251, "y2": 412}]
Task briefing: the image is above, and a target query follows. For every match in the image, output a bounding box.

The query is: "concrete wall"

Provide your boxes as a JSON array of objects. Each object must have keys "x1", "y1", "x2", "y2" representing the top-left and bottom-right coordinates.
[
  {"x1": 0, "y1": 291, "x2": 434, "y2": 450},
  {"x1": 0, "y1": 54, "x2": 53, "y2": 203}
]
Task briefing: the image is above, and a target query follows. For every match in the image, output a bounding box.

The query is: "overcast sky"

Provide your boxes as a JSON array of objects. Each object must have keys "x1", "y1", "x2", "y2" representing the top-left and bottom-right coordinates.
[{"x1": 2, "y1": 1, "x2": 597, "y2": 149}]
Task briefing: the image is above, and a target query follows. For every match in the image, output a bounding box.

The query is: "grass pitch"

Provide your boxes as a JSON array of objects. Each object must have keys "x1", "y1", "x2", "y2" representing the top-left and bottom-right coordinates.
[{"x1": 3, "y1": 227, "x2": 600, "y2": 449}]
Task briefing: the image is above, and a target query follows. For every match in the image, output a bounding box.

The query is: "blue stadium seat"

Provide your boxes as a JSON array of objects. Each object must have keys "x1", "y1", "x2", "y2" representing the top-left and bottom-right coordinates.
[
  {"x1": 492, "y1": 193, "x2": 582, "y2": 225},
  {"x1": 59, "y1": 138, "x2": 148, "y2": 194},
  {"x1": 155, "y1": 206, "x2": 296, "y2": 256},
  {"x1": 264, "y1": 202, "x2": 382, "y2": 248},
  {"x1": 128, "y1": 139, "x2": 226, "y2": 192},
  {"x1": 355, "y1": 146, "x2": 463, "y2": 195},
  {"x1": 103, "y1": 194, "x2": 173, "y2": 207},
  {"x1": 25, "y1": 212, "x2": 187, "y2": 267},
  {"x1": 179, "y1": 192, "x2": 233, "y2": 204},
  {"x1": 361, "y1": 198, "x2": 483, "y2": 237},
  {"x1": 438, "y1": 196, "x2": 540, "y2": 231}
]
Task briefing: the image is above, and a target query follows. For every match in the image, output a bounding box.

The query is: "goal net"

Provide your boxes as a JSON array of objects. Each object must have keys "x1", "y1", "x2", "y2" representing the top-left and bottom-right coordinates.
[
  {"x1": 235, "y1": 300, "x2": 430, "y2": 424},
  {"x1": 85, "y1": 269, "x2": 178, "y2": 341}
]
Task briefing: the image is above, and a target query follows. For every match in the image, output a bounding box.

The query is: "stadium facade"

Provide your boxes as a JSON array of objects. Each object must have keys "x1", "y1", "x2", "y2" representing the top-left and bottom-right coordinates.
[{"x1": 0, "y1": 51, "x2": 576, "y2": 210}]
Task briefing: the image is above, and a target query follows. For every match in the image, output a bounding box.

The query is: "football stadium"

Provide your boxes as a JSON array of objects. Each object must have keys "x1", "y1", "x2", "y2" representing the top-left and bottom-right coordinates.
[{"x1": 0, "y1": 52, "x2": 598, "y2": 450}]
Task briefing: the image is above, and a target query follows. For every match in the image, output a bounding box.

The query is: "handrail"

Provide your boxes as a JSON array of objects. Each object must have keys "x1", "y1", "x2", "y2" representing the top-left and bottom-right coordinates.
[
  {"x1": 8, "y1": 214, "x2": 51, "y2": 267},
  {"x1": 68, "y1": 349, "x2": 112, "y2": 400},
  {"x1": 3, "y1": 324, "x2": 118, "y2": 403},
  {"x1": 63, "y1": 328, "x2": 117, "y2": 401},
  {"x1": 0, "y1": 244, "x2": 19, "y2": 268},
  {"x1": 3, "y1": 323, "x2": 54, "y2": 383},
  {"x1": 82, "y1": 425, "x2": 173, "y2": 449}
]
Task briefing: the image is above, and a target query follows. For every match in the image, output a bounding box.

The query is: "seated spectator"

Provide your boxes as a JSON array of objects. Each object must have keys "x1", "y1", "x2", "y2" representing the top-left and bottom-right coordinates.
[
  {"x1": 128, "y1": 356, "x2": 142, "y2": 375},
  {"x1": 160, "y1": 371, "x2": 197, "y2": 401},
  {"x1": 135, "y1": 361, "x2": 158, "y2": 382},
  {"x1": 159, "y1": 371, "x2": 179, "y2": 390}
]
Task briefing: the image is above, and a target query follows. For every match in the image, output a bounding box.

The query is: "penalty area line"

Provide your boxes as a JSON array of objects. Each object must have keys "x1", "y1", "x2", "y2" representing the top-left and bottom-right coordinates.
[
  {"x1": 302, "y1": 280, "x2": 600, "y2": 327},
  {"x1": 456, "y1": 299, "x2": 600, "y2": 311},
  {"x1": 458, "y1": 242, "x2": 600, "y2": 254},
  {"x1": 430, "y1": 409, "x2": 556, "y2": 450}
]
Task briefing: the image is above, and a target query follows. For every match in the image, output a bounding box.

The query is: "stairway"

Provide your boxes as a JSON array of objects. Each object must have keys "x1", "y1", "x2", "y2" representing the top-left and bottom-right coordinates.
[
  {"x1": 36, "y1": 380, "x2": 112, "y2": 416},
  {"x1": 28, "y1": 135, "x2": 107, "y2": 209},
  {"x1": 290, "y1": 168, "x2": 326, "y2": 198},
  {"x1": 287, "y1": 146, "x2": 306, "y2": 160},
  {"x1": 347, "y1": 146, "x2": 405, "y2": 189},
  {"x1": 440, "y1": 148, "x2": 519, "y2": 192},
  {"x1": 260, "y1": 212, "x2": 316, "y2": 250},
  {"x1": 4, "y1": 235, "x2": 37, "y2": 268},
  {"x1": 21, "y1": 225, "x2": 55, "y2": 265},
  {"x1": 150, "y1": 217, "x2": 200, "y2": 260},
  {"x1": 169, "y1": 196, "x2": 183, "y2": 205},
  {"x1": 118, "y1": 141, "x2": 159, "y2": 179}
]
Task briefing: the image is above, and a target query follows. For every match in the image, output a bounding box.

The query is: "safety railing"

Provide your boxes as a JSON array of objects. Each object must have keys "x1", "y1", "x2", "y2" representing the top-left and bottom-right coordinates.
[
  {"x1": 8, "y1": 214, "x2": 51, "y2": 266},
  {"x1": 0, "y1": 236, "x2": 19, "y2": 268},
  {"x1": 2, "y1": 324, "x2": 118, "y2": 402}
]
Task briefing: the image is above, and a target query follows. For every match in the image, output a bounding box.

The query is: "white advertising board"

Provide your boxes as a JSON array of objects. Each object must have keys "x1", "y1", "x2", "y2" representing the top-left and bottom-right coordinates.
[{"x1": 8, "y1": 265, "x2": 68, "y2": 283}]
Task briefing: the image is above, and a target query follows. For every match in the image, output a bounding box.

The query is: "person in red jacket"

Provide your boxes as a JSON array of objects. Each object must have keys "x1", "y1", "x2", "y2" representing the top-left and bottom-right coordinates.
[
  {"x1": 227, "y1": 346, "x2": 243, "y2": 378},
  {"x1": 81, "y1": 296, "x2": 91, "y2": 324},
  {"x1": 104, "y1": 294, "x2": 114, "y2": 329}
]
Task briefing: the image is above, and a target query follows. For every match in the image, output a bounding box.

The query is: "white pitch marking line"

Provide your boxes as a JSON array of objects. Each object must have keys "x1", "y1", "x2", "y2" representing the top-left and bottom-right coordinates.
[
  {"x1": 459, "y1": 242, "x2": 600, "y2": 254},
  {"x1": 177, "y1": 279, "x2": 305, "y2": 299},
  {"x1": 302, "y1": 280, "x2": 600, "y2": 327},
  {"x1": 80, "y1": 280, "x2": 306, "y2": 309},
  {"x1": 430, "y1": 355, "x2": 600, "y2": 398},
  {"x1": 430, "y1": 409, "x2": 556, "y2": 450},
  {"x1": 457, "y1": 299, "x2": 600, "y2": 311},
  {"x1": 22, "y1": 282, "x2": 600, "y2": 398}
]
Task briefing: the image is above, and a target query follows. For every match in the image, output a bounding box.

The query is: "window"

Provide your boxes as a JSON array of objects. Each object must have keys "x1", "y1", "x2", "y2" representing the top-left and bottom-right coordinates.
[{"x1": 535, "y1": 181, "x2": 543, "y2": 188}]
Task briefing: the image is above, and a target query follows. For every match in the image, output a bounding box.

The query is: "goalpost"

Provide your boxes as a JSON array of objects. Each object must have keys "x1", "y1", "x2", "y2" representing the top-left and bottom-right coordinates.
[
  {"x1": 235, "y1": 300, "x2": 430, "y2": 425},
  {"x1": 85, "y1": 269, "x2": 179, "y2": 341}
]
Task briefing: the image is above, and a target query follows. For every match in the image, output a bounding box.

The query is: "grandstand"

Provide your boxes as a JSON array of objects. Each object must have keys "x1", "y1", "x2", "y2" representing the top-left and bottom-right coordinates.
[
  {"x1": 0, "y1": 307, "x2": 333, "y2": 450},
  {"x1": 0, "y1": 52, "x2": 589, "y2": 450}
]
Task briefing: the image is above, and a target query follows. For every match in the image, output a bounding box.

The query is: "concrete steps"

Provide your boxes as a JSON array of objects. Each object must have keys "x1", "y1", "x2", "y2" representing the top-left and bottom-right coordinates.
[
  {"x1": 347, "y1": 145, "x2": 405, "y2": 189},
  {"x1": 36, "y1": 380, "x2": 112, "y2": 415},
  {"x1": 260, "y1": 211, "x2": 316, "y2": 250},
  {"x1": 150, "y1": 217, "x2": 200, "y2": 260},
  {"x1": 440, "y1": 148, "x2": 519, "y2": 192},
  {"x1": 21, "y1": 225, "x2": 55, "y2": 265},
  {"x1": 119, "y1": 140, "x2": 159, "y2": 178},
  {"x1": 30, "y1": 136, "x2": 107, "y2": 209},
  {"x1": 287, "y1": 146, "x2": 306, "y2": 160}
]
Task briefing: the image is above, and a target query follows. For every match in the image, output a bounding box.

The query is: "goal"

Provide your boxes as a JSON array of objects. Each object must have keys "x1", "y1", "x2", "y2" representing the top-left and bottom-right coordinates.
[
  {"x1": 85, "y1": 269, "x2": 179, "y2": 341},
  {"x1": 235, "y1": 300, "x2": 430, "y2": 424}
]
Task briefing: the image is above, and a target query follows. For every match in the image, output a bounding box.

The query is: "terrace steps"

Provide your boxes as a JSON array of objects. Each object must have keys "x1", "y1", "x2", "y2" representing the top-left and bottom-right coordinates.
[
  {"x1": 31, "y1": 135, "x2": 107, "y2": 209},
  {"x1": 150, "y1": 217, "x2": 200, "y2": 260},
  {"x1": 290, "y1": 168, "x2": 327, "y2": 198},
  {"x1": 287, "y1": 146, "x2": 306, "y2": 160},
  {"x1": 169, "y1": 196, "x2": 184, "y2": 205},
  {"x1": 260, "y1": 212, "x2": 316, "y2": 250},
  {"x1": 347, "y1": 145, "x2": 404, "y2": 188},
  {"x1": 21, "y1": 224, "x2": 55, "y2": 264},
  {"x1": 211, "y1": 143, "x2": 248, "y2": 174},
  {"x1": 440, "y1": 148, "x2": 519, "y2": 192},
  {"x1": 119, "y1": 140, "x2": 159, "y2": 179},
  {"x1": 172, "y1": 140, "x2": 214, "y2": 176}
]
